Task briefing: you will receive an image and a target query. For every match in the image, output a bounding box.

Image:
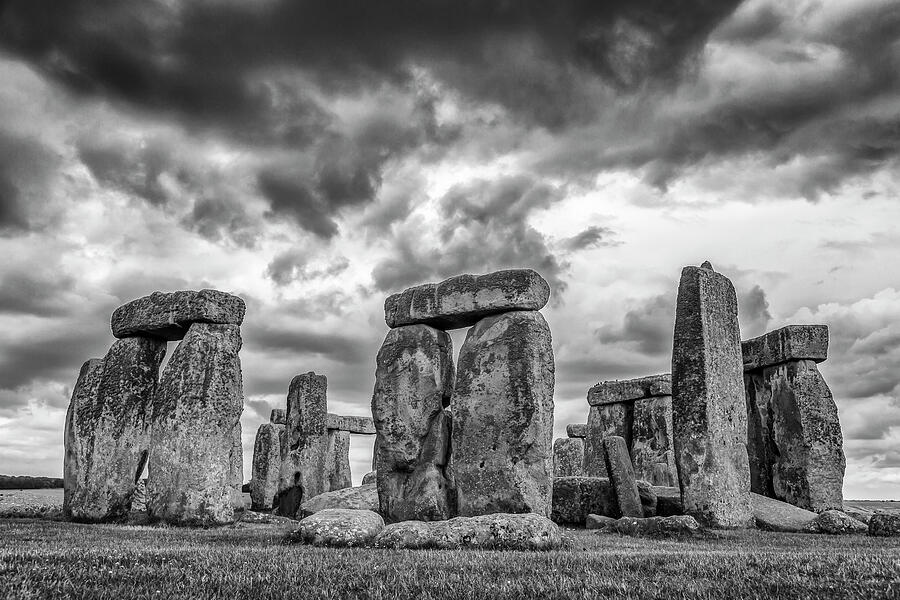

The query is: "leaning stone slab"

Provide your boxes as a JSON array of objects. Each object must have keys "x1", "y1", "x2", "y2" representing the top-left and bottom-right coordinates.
[
  {"x1": 550, "y1": 476, "x2": 615, "y2": 525},
  {"x1": 384, "y1": 269, "x2": 550, "y2": 330},
  {"x1": 751, "y1": 493, "x2": 816, "y2": 532},
  {"x1": 298, "y1": 484, "x2": 379, "y2": 519},
  {"x1": 452, "y1": 310, "x2": 555, "y2": 517},
  {"x1": 553, "y1": 438, "x2": 585, "y2": 477},
  {"x1": 111, "y1": 289, "x2": 245, "y2": 341},
  {"x1": 804, "y1": 510, "x2": 867, "y2": 535},
  {"x1": 372, "y1": 324, "x2": 455, "y2": 522},
  {"x1": 868, "y1": 513, "x2": 900, "y2": 537},
  {"x1": 566, "y1": 423, "x2": 588, "y2": 438},
  {"x1": 63, "y1": 358, "x2": 104, "y2": 519},
  {"x1": 603, "y1": 436, "x2": 643, "y2": 518},
  {"x1": 287, "y1": 508, "x2": 384, "y2": 547},
  {"x1": 326, "y1": 414, "x2": 376, "y2": 434},
  {"x1": 584, "y1": 403, "x2": 629, "y2": 478},
  {"x1": 672, "y1": 263, "x2": 753, "y2": 529},
  {"x1": 251, "y1": 422, "x2": 283, "y2": 510},
  {"x1": 742, "y1": 325, "x2": 828, "y2": 372},
  {"x1": 147, "y1": 323, "x2": 243, "y2": 526},
  {"x1": 587, "y1": 374, "x2": 671, "y2": 406}
]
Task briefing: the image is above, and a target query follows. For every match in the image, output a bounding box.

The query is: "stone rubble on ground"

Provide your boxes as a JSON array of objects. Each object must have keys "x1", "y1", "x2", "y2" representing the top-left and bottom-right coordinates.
[{"x1": 804, "y1": 509, "x2": 868, "y2": 535}]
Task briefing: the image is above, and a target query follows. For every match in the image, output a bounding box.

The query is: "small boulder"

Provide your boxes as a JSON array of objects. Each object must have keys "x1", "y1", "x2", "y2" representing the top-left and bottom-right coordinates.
[
  {"x1": 429, "y1": 513, "x2": 562, "y2": 550},
  {"x1": 586, "y1": 514, "x2": 617, "y2": 530},
  {"x1": 751, "y1": 493, "x2": 816, "y2": 533},
  {"x1": 606, "y1": 515, "x2": 700, "y2": 537},
  {"x1": 373, "y1": 521, "x2": 434, "y2": 549},
  {"x1": 287, "y1": 509, "x2": 384, "y2": 547},
  {"x1": 868, "y1": 512, "x2": 900, "y2": 537},
  {"x1": 804, "y1": 510, "x2": 867, "y2": 535},
  {"x1": 298, "y1": 484, "x2": 378, "y2": 519}
]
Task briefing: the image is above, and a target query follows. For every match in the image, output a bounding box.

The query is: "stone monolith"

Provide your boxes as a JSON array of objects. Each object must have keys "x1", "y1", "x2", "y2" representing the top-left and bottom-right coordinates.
[
  {"x1": 325, "y1": 430, "x2": 352, "y2": 492},
  {"x1": 251, "y1": 421, "x2": 283, "y2": 511},
  {"x1": 111, "y1": 289, "x2": 245, "y2": 340},
  {"x1": 553, "y1": 438, "x2": 585, "y2": 477},
  {"x1": 63, "y1": 358, "x2": 104, "y2": 519},
  {"x1": 603, "y1": 436, "x2": 643, "y2": 518}
]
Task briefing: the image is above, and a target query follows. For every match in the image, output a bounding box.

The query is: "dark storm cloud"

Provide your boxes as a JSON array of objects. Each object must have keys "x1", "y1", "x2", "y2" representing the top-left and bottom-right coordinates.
[
  {"x1": 265, "y1": 248, "x2": 350, "y2": 286},
  {"x1": 562, "y1": 225, "x2": 618, "y2": 252},
  {"x1": 597, "y1": 293, "x2": 674, "y2": 356},
  {"x1": 0, "y1": 132, "x2": 59, "y2": 234},
  {"x1": 76, "y1": 135, "x2": 172, "y2": 206},
  {"x1": 0, "y1": 268, "x2": 77, "y2": 318},
  {"x1": 243, "y1": 323, "x2": 367, "y2": 365}
]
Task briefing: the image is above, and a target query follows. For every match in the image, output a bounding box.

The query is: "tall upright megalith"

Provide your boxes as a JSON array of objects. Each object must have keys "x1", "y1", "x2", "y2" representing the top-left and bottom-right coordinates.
[
  {"x1": 325, "y1": 430, "x2": 353, "y2": 492},
  {"x1": 452, "y1": 310, "x2": 555, "y2": 517},
  {"x1": 63, "y1": 359, "x2": 104, "y2": 519},
  {"x1": 372, "y1": 324, "x2": 454, "y2": 522},
  {"x1": 671, "y1": 262, "x2": 752, "y2": 528},
  {"x1": 229, "y1": 423, "x2": 244, "y2": 511},
  {"x1": 251, "y1": 414, "x2": 284, "y2": 511},
  {"x1": 277, "y1": 372, "x2": 329, "y2": 517},
  {"x1": 147, "y1": 322, "x2": 244, "y2": 525}
]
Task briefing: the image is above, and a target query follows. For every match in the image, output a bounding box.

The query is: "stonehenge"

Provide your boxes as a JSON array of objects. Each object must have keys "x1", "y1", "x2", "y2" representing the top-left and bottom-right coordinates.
[{"x1": 251, "y1": 412, "x2": 285, "y2": 511}]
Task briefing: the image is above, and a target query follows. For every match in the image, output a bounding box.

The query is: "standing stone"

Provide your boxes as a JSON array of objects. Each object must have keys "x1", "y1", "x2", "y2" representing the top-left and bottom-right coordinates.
[
  {"x1": 325, "y1": 430, "x2": 352, "y2": 492},
  {"x1": 63, "y1": 358, "x2": 104, "y2": 519},
  {"x1": 672, "y1": 263, "x2": 753, "y2": 528},
  {"x1": 147, "y1": 323, "x2": 243, "y2": 526},
  {"x1": 584, "y1": 403, "x2": 630, "y2": 477},
  {"x1": 277, "y1": 372, "x2": 329, "y2": 518},
  {"x1": 372, "y1": 324, "x2": 454, "y2": 522},
  {"x1": 603, "y1": 436, "x2": 643, "y2": 518},
  {"x1": 632, "y1": 396, "x2": 677, "y2": 487},
  {"x1": 229, "y1": 423, "x2": 244, "y2": 511},
  {"x1": 452, "y1": 310, "x2": 555, "y2": 517},
  {"x1": 553, "y1": 438, "x2": 585, "y2": 477},
  {"x1": 251, "y1": 421, "x2": 283, "y2": 511}
]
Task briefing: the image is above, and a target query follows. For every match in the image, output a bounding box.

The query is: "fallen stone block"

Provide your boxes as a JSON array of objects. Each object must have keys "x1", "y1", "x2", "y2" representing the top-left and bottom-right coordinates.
[
  {"x1": 868, "y1": 513, "x2": 900, "y2": 537},
  {"x1": 742, "y1": 325, "x2": 828, "y2": 372},
  {"x1": 566, "y1": 423, "x2": 588, "y2": 438},
  {"x1": 842, "y1": 505, "x2": 874, "y2": 525},
  {"x1": 298, "y1": 484, "x2": 379, "y2": 519},
  {"x1": 326, "y1": 414, "x2": 376, "y2": 435},
  {"x1": 604, "y1": 515, "x2": 700, "y2": 537},
  {"x1": 585, "y1": 514, "x2": 617, "y2": 530},
  {"x1": 603, "y1": 436, "x2": 643, "y2": 518},
  {"x1": 804, "y1": 510, "x2": 867, "y2": 535},
  {"x1": 373, "y1": 520, "x2": 435, "y2": 549},
  {"x1": 287, "y1": 509, "x2": 384, "y2": 547},
  {"x1": 553, "y1": 438, "x2": 585, "y2": 477},
  {"x1": 111, "y1": 289, "x2": 245, "y2": 340},
  {"x1": 384, "y1": 269, "x2": 550, "y2": 330},
  {"x1": 751, "y1": 492, "x2": 816, "y2": 532},
  {"x1": 550, "y1": 476, "x2": 615, "y2": 525},
  {"x1": 428, "y1": 513, "x2": 562, "y2": 550}
]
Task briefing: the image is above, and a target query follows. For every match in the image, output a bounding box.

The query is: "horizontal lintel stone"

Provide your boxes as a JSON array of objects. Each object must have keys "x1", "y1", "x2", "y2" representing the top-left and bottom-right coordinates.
[
  {"x1": 111, "y1": 289, "x2": 245, "y2": 341},
  {"x1": 742, "y1": 325, "x2": 828, "y2": 372},
  {"x1": 326, "y1": 413, "x2": 376, "y2": 435},
  {"x1": 587, "y1": 374, "x2": 672, "y2": 406},
  {"x1": 566, "y1": 423, "x2": 587, "y2": 438}
]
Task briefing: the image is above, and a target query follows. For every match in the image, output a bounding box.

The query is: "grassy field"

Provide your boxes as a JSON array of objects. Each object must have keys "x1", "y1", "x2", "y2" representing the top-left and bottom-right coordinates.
[{"x1": 1, "y1": 518, "x2": 899, "y2": 599}]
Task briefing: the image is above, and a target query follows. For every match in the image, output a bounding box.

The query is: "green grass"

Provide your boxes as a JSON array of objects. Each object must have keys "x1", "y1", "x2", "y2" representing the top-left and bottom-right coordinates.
[{"x1": 1, "y1": 518, "x2": 899, "y2": 599}]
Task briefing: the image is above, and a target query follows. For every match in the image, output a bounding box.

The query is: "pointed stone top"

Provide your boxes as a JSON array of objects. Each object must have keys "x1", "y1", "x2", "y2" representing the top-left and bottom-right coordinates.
[{"x1": 700, "y1": 261, "x2": 714, "y2": 270}]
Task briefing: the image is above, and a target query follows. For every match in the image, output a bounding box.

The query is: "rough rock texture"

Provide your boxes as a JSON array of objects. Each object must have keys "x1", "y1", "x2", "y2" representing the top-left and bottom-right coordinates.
[
  {"x1": 429, "y1": 514, "x2": 562, "y2": 550},
  {"x1": 636, "y1": 481, "x2": 657, "y2": 517},
  {"x1": 148, "y1": 323, "x2": 243, "y2": 525},
  {"x1": 362, "y1": 471, "x2": 377, "y2": 486},
  {"x1": 603, "y1": 515, "x2": 700, "y2": 537},
  {"x1": 553, "y1": 438, "x2": 585, "y2": 477},
  {"x1": 584, "y1": 403, "x2": 630, "y2": 477},
  {"x1": 270, "y1": 409, "x2": 286, "y2": 425},
  {"x1": 751, "y1": 492, "x2": 816, "y2": 532},
  {"x1": 603, "y1": 436, "x2": 643, "y2": 518},
  {"x1": 745, "y1": 359, "x2": 845, "y2": 512},
  {"x1": 65, "y1": 337, "x2": 167, "y2": 522},
  {"x1": 326, "y1": 414, "x2": 376, "y2": 434},
  {"x1": 229, "y1": 423, "x2": 244, "y2": 511},
  {"x1": 843, "y1": 505, "x2": 874, "y2": 525},
  {"x1": 372, "y1": 324, "x2": 454, "y2": 522},
  {"x1": 587, "y1": 374, "x2": 672, "y2": 406},
  {"x1": 251, "y1": 422, "x2": 283, "y2": 510},
  {"x1": 631, "y1": 396, "x2": 677, "y2": 487},
  {"x1": 384, "y1": 269, "x2": 550, "y2": 330},
  {"x1": 550, "y1": 476, "x2": 615, "y2": 524},
  {"x1": 586, "y1": 514, "x2": 617, "y2": 530},
  {"x1": 325, "y1": 430, "x2": 352, "y2": 492},
  {"x1": 742, "y1": 325, "x2": 828, "y2": 372},
  {"x1": 452, "y1": 310, "x2": 555, "y2": 517},
  {"x1": 277, "y1": 372, "x2": 329, "y2": 518},
  {"x1": 63, "y1": 358, "x2": 104, "y2": 519},
  {"x1": 672, "y1": 264, "x2": 753, "y2": 529},
  {"x1": 374, "y1": 520, "x2": 435, "y2": 549},
  {"x1": 653, "y1": 486, "x2": 684, "y2": 517},
  {"x1": 566, "y1": 423, "x2": 588, "y2": 438},
  {"x1": 111, "y1": 289, "x2": 245, "y2": 340},
  {"x1": 804, "y1": 510, "x2": 867, "y2": 535},
  {"x1": 868, "y1": 513, "x2": 900, "y2": 537},
  {"x1": 298, "y1": 484, "x2": 379, "y2": 519},
  {"x1": 288, "y1": 509, "x2": 384, "y2": 547}
]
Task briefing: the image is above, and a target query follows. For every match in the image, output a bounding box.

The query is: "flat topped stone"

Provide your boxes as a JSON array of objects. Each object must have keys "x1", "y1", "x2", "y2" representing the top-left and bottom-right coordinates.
[
  {"x1": 384, "y1": 268, "x2": 550, "y2": 330},
  {"x1": 588, "y1": 374, "x2": 671, "y2": 406},
  {"x1": 111, "y1": 289, "x2": 245, "y2": 341},
  {"x1": 742, "y1": 325, "x2": 828, "y2": 371},
  {"x1": 566, "y1": 423, "x2": 588, "y2": 438},
  {"x1": 326, "y1": 413, "x2": 375, "y2": 435}
]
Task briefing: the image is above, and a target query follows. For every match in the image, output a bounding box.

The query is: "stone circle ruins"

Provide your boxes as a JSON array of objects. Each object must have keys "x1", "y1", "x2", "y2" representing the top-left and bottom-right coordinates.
[{"x1": 63, "y1": 261, "x2": 887, "y2": 541}]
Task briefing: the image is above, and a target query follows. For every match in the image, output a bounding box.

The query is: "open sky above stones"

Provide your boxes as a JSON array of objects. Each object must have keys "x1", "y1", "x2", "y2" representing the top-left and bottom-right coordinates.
[{"x1": 0, "y1": 0, "x2": 898, "y2": 499}]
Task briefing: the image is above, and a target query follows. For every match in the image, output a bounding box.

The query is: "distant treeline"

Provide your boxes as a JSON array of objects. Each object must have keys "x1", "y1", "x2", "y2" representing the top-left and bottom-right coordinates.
[{"x1": 0, "y1": 475, "x2": 64, "y2": 489}]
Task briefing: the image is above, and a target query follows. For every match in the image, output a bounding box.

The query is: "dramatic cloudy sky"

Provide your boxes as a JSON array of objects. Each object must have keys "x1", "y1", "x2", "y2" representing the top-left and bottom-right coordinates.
[{"x1": 0, "y1": 0, "x2": 898, "y2": 498}]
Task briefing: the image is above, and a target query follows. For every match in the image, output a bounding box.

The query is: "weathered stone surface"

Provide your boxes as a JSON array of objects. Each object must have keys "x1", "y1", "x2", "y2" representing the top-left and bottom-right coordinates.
[
  {"x1": 277, "y1": 372, "x2": 328, "y2": 518},
  {"x1": 288, "y1": 509, "x2": 384, "y2": 547},
  {"x1": 428, "y1": 513, "x2": 562, "y2": 550},
  {"x1": 804, "y1": 510, "x2": 867, "y2": 535},
  {"x1": 384, "y1": 269, "x2": 550, "y2": 330},
  {"x1": 585, "y1": 514, "x2": 617, "y2": 530},
  {"x1": 326, "y1": 414, "x2": 376, "y2": 434},
  {"x1": 636, "y1": 480, "x2": 657, "y2": 517},
  {"x1": 550, "y1": 476, "x2": 615, "y2": 524},
  {"x1": 251, "y1": 422, "x2": 283, "y2": 510},
  {"x1": 362, "y1": 471, "x2": 377, "y2": 486},
  {"x1": 553, "y1": 438, "x2": 585, "y2": 477},
  {"x1": 603, "y1": 515, "x2": 700, "y2": 537},
  {"x1": 672, "y1": 263, "x2": 753, "y2": 529},
  {"x1": 229, "y1": 423, "x2": 244, "y2": 511},
  {"x1": 751, "y1": 492, "x2": 816, "y2": 532},
  {"x1": 270, "y1": 409, "x2": 286, "y2": 425},
  {"x1": 63, "y1": 358, "x2": 104, "y2": 519},
  {"x1": 65, "y1": 337, "x2": 167, "y2": 522},
  {"x1": 372, "y1": 324, "x2": 454, "y2": 522},
  {"x1": 374, "y1": 520, "x2": 435, "y2": 549},
  {"x1": 298, "y1": 484, "x2": 379, "y2": 519},
  {"x1": 603, "y1": 436, "x2": 643, "y2": 518},
  {"x1": 566, "y1": 423, "x2": 588, "y2": 438},
  {"x1": 631, "y1": 396, "x2": 677, "y2": 487},
  {"x1": 131, "y1": 479, "x2": 147, "y2": 512},
  {"x1": 452, "y1": 310, "x2": 555, "y2": 517},
  {"x1": 148, "y1": 323, "x2": 243, "y2": 526},
  {"x1": 653, "y1": 486, "x2": 683, "y2": 516},
  {"x1": 584, "y1": 403, "x2": 630, "y2": 478},
  {"x1": 745, "y1": 360, "x2": 844, "y2": 512},
  {"x1": 742, "y1": 325, "x2": 828, "y2": 372},
  {"x1": 111, "y1": 289, "x2": 245, "y2": 341},
  {"x1": 843, "y1": 505, "x2": 874, "y2": 525},
  {"x1": 868, "y1": 513, "x2": 900, "y2": 537},
  {"x1": 588, "y1": 374, "x2": 672, "y2": 406},
  {"x1": 325, "y1": 430, "x2": 352, "y2": 492}
]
